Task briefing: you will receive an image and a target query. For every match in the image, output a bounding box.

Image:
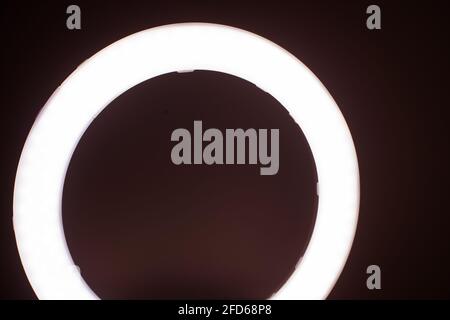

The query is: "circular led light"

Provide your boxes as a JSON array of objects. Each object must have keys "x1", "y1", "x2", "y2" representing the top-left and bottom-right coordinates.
[{"x1": 13, "y1": 23, "x2": 359, "y2": 300}]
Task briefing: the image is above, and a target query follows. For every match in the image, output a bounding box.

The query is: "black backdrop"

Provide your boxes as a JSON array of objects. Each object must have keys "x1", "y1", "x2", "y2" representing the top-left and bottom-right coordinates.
[{"x1": 1, "y1": 0, "x2": 449, "y2": 299}]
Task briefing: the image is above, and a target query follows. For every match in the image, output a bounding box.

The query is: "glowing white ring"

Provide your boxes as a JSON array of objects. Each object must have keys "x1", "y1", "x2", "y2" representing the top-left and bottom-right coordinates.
[{"x1": 13, "y1": 23, "x2": 359, "y2": 300}]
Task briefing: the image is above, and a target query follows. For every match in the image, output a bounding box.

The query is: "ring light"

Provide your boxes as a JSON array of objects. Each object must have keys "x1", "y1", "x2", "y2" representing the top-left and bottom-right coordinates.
[{"x1": 13, "y1": 23, "x2": 359, "y2": 299}]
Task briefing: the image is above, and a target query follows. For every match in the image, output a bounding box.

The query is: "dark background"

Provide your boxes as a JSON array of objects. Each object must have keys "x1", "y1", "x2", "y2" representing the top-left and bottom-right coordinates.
[
  {"x1": 1, "y1": 0, "x2": 449, "y2": 299},
  {"x1": 62, "y1": 70, "x2": 319, "y2": 299}
]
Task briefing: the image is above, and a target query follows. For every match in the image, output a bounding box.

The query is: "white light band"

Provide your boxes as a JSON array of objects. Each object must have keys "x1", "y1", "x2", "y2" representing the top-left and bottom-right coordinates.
[{"x1": 13, "y1": 23, "x2": 359, "y2": 300}]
